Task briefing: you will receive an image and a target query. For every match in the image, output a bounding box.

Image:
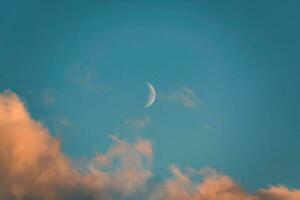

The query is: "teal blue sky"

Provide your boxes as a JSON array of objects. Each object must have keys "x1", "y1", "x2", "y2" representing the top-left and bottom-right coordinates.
[{"x1": 1, "y1": 0, "x2": 300, "y2": 192}]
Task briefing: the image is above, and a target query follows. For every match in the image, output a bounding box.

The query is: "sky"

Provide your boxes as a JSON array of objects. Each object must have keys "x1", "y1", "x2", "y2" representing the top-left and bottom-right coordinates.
[{"x1": 1, "y1": 1, "x2": 300, "y2": 199}]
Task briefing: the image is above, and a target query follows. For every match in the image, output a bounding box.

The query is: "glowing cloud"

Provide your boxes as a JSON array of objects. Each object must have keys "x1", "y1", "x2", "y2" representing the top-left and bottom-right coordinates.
[
  {"x1": 0, "y1": 91, "x2": 151, "y2": 200},
  {"x1": 149, "y1": 166, "x2": 300, "y2": 200},
  {"x1": 0, "y1": 91, "x2": 299, "y2": 200}
]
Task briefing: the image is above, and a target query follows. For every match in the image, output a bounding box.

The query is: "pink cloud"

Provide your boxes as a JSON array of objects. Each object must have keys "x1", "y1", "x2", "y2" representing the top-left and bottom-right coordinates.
[
  {"x1": 149, "y1": 166, "x2": 300, "y2": 200},
  {"x1": 0, "y1": 91, "x2": 299, "y2": 200},
  {"x1": 0, "y1": 91, "x2": 79, "y2": 199},
  {"x1": 0, "y1": 91, "x2": 151, "y2": 200}
]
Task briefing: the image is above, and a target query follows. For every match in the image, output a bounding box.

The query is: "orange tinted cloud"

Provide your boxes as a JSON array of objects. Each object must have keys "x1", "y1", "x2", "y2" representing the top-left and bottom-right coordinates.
[
  {"x1": 149, "y1": 166, "x2": 300, "y2": 200},
  {"x1": 0, "y1": 91, "x2": 79, "y2": 200},
  {"x1": 0, "y1": 91, "x2": 151, "y2": 200},
  {"x1": 83, "y1": 135, "x2": 152, "y2": 197},
  {"x1": 149, "y1": 166, "x2": 257, "y2": 200},
  {"x1": 0, "y1": 91, "x2": 299, "y2": 200},
  {"x1": 258, "y1": 186, "x2": 300, "y2": 200}
]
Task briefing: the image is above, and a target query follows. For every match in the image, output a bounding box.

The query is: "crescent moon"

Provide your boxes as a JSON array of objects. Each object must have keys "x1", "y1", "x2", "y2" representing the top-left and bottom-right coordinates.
[{"x1": 144, "y1": 82, "x2": 156, "y2": 108}]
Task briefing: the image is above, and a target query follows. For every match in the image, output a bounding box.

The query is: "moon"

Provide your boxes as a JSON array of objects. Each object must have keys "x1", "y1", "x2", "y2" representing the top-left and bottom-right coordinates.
[{"x1": 144, "y1": 82, "x2": 156, "y2": 108}]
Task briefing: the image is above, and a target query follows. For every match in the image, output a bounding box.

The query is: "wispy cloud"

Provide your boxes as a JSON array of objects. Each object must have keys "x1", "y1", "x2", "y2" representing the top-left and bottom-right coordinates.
[
  {"x1": 51, "y1": 115, "x2": 75, "y2": 136},
  {"x1": 123, "y1": 116, "x2": 151, "y2": 131},
  {"x1": 25, "y1": 88, "x2": 56, "y2": 107},
  {"x1": 0, "y1": 91, "x2": 299, "y2": 200},
  {"x1": 41, "y1": 89, "x2": 56, "y2": 106},
  {"x1": 68, "y1": 65, "x2": 99, "y2": 86},
  {"x1": 165, "y1": 86, "x2": 200, "y2": 109},
  {"x1": 67, "y1": 65, "x2": 114, "y2": 91}
]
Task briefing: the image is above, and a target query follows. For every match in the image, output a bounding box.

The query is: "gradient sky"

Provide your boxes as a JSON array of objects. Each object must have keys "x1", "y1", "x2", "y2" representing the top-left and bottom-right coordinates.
[{"x1": 1, "y1": 0, "x2": 300, "y2": 193}]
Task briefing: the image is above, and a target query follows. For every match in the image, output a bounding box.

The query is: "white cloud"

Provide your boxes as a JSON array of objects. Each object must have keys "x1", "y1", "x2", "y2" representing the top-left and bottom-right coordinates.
[
  {"x1": 67, "y1": 65, "x2": 114, "y2": 92},
  {"x1": 124, "y1": 116, "x2": 151, "y2": 131},
  {"x1": 165, "y1": 86, "x2": 200, "y2": 109}
]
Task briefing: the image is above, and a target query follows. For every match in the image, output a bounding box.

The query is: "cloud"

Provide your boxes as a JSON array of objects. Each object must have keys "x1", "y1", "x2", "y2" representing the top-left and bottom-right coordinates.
[
  {"x1": 41, "y1": 89, "x2": 56, "y2": 106},
  {"x1": 149, "y1": 166, "x2": 256, "y2": 200},
  {"x1": 149, "y1": 166, "x2": 300, "y2": 200},
  {"x1": 0, "y1": 91, "x2": 151, "y2": 200},
  {"x1": 0, "y1": 91, "x2": 78, "y2": 200},
  {"x1": 24, "y1": 88, "x2": 56, "y2": 107},
  {"x1": 258, "y1": 186, "x2": 300, "y2": 200},
  {"x1": 67, "y1": 65, "x2": 114, "y2": 92},
  {"x1": 87, "y1": 135, "x2": 152, "y2": 197},
  {"x1": 69, "y1": 65, "x2": 99, "y2": 86},
  {"x1": 0, "y1": 91, "x2": 299, "y2": 200},
  {"x1": 123, "y1": 116, "x2": 151, "y2": 131},
  {"x1": 165, "y1": 86, "x2": 200, "y2": 109},
  {"x1": 51, "y1": 115, "x2": 74, "y2": 136}
]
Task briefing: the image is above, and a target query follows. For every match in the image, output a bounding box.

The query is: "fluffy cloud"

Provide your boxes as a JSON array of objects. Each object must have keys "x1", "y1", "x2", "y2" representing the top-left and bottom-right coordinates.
[
  {"x1": 0, "y1": 91, "x2": 78, "y2": 200},
  {"x1": 165, "y1": 86, "x2": 200, "y2": 109},
  {"x1": 258, "y1": 187, "x2": 300, "y2": 200},
  {"x1": 149, "y1": 166, "x2": 256, "y2": 200},
  {"x1": 85, "y1": 135, "x2": 152, "y2": 198},
  {"x1": 0, "y1": 91, "x2": 299, "y2": 200},
  {"x1": 0, "y1": 91, "x2": 151, "y2": 200},
  {"x1": 150, "y1": 166, "x2": 300, "y2": 200}
]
